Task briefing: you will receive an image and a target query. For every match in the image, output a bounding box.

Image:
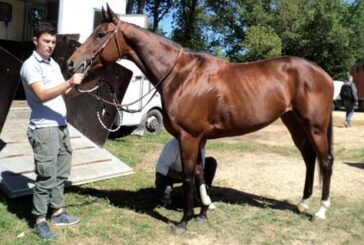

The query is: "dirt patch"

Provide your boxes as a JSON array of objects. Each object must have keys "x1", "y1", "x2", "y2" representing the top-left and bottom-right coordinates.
[{"x1": 208, "y1": 110, "x2": 364, "y2": 204}]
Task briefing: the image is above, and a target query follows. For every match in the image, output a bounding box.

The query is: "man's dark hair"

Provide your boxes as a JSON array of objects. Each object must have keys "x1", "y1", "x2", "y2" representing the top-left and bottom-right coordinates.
[{"x1": 33, "y1": 22, "x2": 56, "y2": 38}]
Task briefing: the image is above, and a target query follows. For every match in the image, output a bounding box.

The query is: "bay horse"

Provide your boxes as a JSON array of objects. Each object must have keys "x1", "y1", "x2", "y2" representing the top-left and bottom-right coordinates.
[{"x1": 67, "y1": 5, "x2": 334, "y2": 233}]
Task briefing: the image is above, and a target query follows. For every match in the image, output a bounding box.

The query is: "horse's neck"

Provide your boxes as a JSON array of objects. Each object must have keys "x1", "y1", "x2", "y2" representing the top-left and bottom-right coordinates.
[{"x1": 122, "y1": 24, "x2": 181, "y2": 87}]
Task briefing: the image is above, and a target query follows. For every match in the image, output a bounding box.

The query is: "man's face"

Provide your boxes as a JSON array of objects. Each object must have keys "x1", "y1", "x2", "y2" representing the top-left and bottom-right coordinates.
[{"x1": 33, "y1": 33, "x2": 56, "y2": 60}]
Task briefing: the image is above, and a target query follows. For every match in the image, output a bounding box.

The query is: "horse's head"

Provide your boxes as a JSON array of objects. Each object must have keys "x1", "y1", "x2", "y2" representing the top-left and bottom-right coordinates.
[{"x1": 67, "y1": 4, "x2": 128, "y2": 75}]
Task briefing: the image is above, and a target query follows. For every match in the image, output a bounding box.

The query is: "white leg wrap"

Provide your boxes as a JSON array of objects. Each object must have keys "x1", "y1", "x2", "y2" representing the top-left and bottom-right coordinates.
[
  {"x1": 199, "y1": 184, "x2": 212, "y2": 206},
  {"x1": 314, "y1": 199, "x2": 330, "y2": 220}
]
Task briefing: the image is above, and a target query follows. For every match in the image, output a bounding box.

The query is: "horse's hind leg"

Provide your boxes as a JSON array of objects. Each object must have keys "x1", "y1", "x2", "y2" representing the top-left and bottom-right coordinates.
[
  {"x1": 287, "y1": 111, "x2": 334, "y2": 221},
  {"x1": 309, "y1": 114, "x2": 334, "y2": 221},
  {"x1": 281, "y1": 112, "x2": 317, "y2": 213}
]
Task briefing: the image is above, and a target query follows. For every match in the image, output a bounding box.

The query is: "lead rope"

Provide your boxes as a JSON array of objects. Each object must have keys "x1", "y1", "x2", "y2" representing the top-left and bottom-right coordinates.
[
  {"x1": 94, "y1": 80, "x2": 123, "y2": 132},
  {"x1": 77, "y1": 48, "x2": 183, "y2": 114},
  {"x1": 121, "y1": 48, "x2": 183, "y2": 112}
]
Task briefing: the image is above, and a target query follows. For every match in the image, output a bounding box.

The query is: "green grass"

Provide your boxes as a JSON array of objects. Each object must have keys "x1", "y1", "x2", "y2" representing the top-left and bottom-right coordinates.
[
  {"x1": 0, "y1": 129, "x2": 363, "y2": 244},
  {"x1": 105, "y1": 130, "x2": 172, "y2": 167}
]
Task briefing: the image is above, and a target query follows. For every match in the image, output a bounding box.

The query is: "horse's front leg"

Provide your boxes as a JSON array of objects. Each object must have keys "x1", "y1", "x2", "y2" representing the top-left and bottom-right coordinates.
[
  {"x1": 173, "y1": 175, "x2": 195, "y2": 232},
  {"x1": 173, "y1": 136, "x2": 200, "y2": 235},
  {"x1": 194, "y1": 161, "x2": 209, "y2": 224}
]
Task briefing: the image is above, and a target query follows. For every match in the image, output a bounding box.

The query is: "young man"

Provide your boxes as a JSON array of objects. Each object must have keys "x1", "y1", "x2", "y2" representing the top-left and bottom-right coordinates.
[
  {"x1": 20, "y1": 22, "x2": 84, "y2": 240},
  {"x1": 155, "y1": 138, "x2": 217, "y2": 208}
]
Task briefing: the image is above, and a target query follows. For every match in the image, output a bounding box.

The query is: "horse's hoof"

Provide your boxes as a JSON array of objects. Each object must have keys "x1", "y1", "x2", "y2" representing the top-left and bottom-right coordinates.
[
  {"x1": 208, "y1": 203, "x2": 216, "y2": 210},
  {"x1": 297, "y1": 203, "x2": 308, "y2": 213},
  {"x1": 195, "y1": 216, "x2": 208, "y2": 225},
  {"x1": 172, "y1": 223, "x2": 187, "y2": 235},
  {"x1": 311, "y1": 214, "x2": 325, "y2": 223}
]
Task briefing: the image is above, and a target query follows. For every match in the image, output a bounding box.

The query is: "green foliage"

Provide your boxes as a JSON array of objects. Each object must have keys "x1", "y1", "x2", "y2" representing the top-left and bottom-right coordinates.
[
  {"x1": 298, "y1": 0, "x2": 355, "y2": 79},
  {"x1": 272, "y1": 0, "x2": 309, "y2": 56},
  {"x1": 243, "y1": 25, "x2": 282, "y2": 60},
  {"x1": 105, "y1": 130, "x2": 172, "y2": 167},
  {"x1": 346, "y1": 0, "x2": 364, "y2": 62},
  {"x1": 170, "y1": 0, "x2": 208, "y2": 51}
]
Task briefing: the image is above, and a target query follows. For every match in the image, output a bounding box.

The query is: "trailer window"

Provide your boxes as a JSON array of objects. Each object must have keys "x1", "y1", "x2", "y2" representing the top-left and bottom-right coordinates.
[{"x1": 93, "y1": 10, "x2": 102, "y2": 29}]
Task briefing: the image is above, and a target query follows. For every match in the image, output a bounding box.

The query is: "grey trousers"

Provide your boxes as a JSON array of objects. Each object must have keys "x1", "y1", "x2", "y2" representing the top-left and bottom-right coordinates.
[{"x1": 27, "y1": 126, "x2": 72, "y2": 218}]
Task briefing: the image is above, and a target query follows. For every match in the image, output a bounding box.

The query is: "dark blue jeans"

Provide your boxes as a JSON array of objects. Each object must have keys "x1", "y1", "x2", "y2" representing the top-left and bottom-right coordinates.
[{"x1": 345, "y1": 105, "x2": 355, "y2": 125}]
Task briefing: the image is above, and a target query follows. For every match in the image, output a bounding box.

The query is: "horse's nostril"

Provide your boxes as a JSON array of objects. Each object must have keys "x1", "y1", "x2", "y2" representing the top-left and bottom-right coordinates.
[
  {"x1": 68, "y1": 60, "x2": 74, "y2": 68},
  {"x1": 67, "y1": 60, "x2": 74, "y2": 72}
]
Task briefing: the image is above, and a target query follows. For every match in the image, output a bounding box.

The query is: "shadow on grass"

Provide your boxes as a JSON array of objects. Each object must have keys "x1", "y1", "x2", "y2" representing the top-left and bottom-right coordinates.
[
  {"x1": 343, "y1": 162, "x2": 364, "y2": 170},
  {"x1": 0, "y1": 184, "x2": 308, "y2": 228},
  {"x1": 0, "y1": 192, "x2": 33, "y2": 227},
  {"x1": 65, "y1": 184, "x2": 307, "y2": 225}
]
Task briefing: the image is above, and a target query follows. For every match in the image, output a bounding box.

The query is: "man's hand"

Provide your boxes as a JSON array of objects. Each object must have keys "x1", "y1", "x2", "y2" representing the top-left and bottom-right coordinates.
[{"x1": 68, "y1": 73, "x2": 84, "y2": 86}]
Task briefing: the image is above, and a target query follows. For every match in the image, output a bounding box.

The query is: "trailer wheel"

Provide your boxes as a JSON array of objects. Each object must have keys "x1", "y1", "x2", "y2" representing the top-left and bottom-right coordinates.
[{"x1": 144, "y1": 109, "x2": 163, "y2": 134}]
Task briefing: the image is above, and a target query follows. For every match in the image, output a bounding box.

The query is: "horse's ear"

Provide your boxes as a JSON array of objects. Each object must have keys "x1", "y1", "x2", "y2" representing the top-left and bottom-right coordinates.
[
  {"x1": 101, "y1": 6, "x2": 108, "y2": 22},
  {"x1": 106, "y1": 3, "x2": 119, "y2": 24}
]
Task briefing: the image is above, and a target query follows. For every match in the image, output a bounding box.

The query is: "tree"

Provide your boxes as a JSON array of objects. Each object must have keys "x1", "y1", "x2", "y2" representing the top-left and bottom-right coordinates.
[
  {"x1": 205, "y1": 0, "x2": 275, "y2": 61},
  {"x1": 346, "y1": 0, "x2": 364, "y2": 63},
  {"x1": 297, "y1": 0, "x2": 354, "y2": 79},
  {"x1": 171, "y1": 0, "x2": 207, "y2": 51},
  {"x1": 243, "y1": 25, "x2": 282, "y2": 60},
  {"x1": 272, "y1": 0, "x2": 307, "y2": 56},
  {"x1": 144, "y1": 0, "x2": 175, "y2": 32},
  {"x1": 126, "y1": 0, "x2": 146, "y2": 14}
]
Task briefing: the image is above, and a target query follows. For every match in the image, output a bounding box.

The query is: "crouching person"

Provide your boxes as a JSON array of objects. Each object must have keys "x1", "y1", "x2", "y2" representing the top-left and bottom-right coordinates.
[{"x1": 155, "y1": 138, "x2": 217, "y2": 209}]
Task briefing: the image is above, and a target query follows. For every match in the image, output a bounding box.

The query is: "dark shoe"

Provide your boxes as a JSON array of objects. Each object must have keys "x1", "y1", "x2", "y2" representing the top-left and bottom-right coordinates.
[
  {"x1": 51, "y1": 212, "x2": 80, "y2": 226},
  {"x1": 161, "y1": 186, "x2": 172, "y2": 205},
  {"x1": 34, "y1": 222, "x2": 56, "y2": 240}
]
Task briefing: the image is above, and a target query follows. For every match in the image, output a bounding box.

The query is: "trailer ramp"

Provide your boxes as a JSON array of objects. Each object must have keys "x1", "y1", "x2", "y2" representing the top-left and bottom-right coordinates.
[{"x1": 0, "y1": 101, "x2": 133, "y2": 198}]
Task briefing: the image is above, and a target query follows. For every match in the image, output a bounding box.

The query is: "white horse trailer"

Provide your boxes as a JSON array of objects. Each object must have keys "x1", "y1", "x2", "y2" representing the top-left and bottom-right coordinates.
[{"x1": 117, "y1": 60, "x2": 163, "y2": 134}]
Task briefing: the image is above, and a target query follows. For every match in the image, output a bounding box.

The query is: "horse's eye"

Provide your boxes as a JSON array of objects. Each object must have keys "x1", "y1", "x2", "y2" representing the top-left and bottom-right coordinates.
[{"x1": 97, "y1": 33, "x2": 106, "y2": 39}]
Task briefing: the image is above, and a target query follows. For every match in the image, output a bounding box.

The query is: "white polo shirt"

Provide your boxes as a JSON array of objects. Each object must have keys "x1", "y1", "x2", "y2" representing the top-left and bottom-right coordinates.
[
  {"x1": 156, "y1": 138, "x2": 206, "y2": 176},
  {"x1": 20, "y1": 51, "x2": 67, "y2": 129}
]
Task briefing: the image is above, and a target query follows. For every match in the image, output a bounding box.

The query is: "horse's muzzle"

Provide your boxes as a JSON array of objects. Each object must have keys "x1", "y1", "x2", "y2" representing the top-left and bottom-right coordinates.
[
  {"x1": 67, "y1": 59, "x2": 75, "y2": 74},
  {"x1": 67, "y1": 59, "x2": 92, "y2": 74}
]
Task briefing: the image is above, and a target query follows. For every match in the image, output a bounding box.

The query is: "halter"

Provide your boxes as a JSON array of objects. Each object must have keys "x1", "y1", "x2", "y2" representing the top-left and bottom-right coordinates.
[{"x1": 76, "y1": 21, "x2": 122, "y2": 93}]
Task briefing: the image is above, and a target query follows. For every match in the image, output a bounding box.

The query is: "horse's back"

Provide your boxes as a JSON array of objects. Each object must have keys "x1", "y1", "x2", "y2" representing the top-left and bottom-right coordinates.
[
  {"x1": 167, "y1": 53, "x2": 333, "y2": 138},
  {"x1": 225, "y1": 56, "x2": 334, "y2": 104}
]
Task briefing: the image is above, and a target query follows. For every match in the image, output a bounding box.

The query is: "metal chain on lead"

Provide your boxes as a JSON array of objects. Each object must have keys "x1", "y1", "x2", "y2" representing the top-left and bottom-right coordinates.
[{"x1": 95, "y1": 81, "x2": 123, "y2": 132}]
